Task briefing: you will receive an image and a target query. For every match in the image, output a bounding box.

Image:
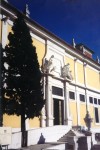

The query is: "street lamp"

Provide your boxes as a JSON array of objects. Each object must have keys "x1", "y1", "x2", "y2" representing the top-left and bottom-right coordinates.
[{"x1": 84, "y1": 111, "x2": 93, "y2": 131}]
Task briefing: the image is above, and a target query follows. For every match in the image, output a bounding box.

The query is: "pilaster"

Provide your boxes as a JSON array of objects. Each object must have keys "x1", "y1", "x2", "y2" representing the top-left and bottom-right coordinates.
[
  {"x1": 74, "y1": 58, "x2": 80, "y2": 126},
  {"x1": 1, "y1": 16, "x2": 8, "y2": 48},
  {"x1": 45, "y1": 75, "x2": 53, "y2": 126},
  {"x1": 83, "y1": 62, "x2": 89, "y2": 111},
  {"x1": 64, "y1": 81, "x2": 72, "y2": 126}
]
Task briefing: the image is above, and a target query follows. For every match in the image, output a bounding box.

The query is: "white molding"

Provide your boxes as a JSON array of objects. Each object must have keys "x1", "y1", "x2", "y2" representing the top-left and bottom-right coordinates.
[
  {"x1": 86, "y1": 90, "x2": 100, "y2": 98},
  {"x1": 0, "y1": 14, "x2": 2, "y2": 19},
  {"x1": 77, "y1": 59, "x2": 83, "y2": 64},
  {"x1": 0, "y1": 6, "x2": 16, "y2": 18},
  {"x1": 76, "y1": 82, "x2": 85, "y2": 88},
  {"x1": 1, "y1": 5, "x2": 100, "y2": 71},
  {"x1": 52, "y1": 95, "x2": 64, "y2": 100},
  {"x1": 70, "y1": 81, "x2": 100, "y2": 95},
  {"x1": 2, "y1": 19, "x2": 8, "y2": 48},
  {"x1": 65, "y1": 52, "x2": 74, "y2": 60},
  {"x1": 30, "y1": 32, "x2": 45, "y2": 44},
  {"x1": 7, "y1": 19, "x2": 13, "y2": 26},
  {"x1": 86, "y1": 85, "x2": 100, "y2": 94},
  {"x1": 86, "y1": 64, "x2": 100, "y2": 73},
  {"x1": 47, "y1": 40, "x2": 65, "y2": 56}
]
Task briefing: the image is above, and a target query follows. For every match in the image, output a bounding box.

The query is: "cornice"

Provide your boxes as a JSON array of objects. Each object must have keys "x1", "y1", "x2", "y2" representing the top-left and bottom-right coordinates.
[{"x1": 0, "y1": 1, "x2": 100, "y2": 71}]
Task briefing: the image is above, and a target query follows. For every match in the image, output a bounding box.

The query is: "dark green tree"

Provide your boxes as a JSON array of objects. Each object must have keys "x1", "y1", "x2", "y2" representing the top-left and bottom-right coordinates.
[{"x1": 2, "y1": 12, "x2": 45, "y2": 146}]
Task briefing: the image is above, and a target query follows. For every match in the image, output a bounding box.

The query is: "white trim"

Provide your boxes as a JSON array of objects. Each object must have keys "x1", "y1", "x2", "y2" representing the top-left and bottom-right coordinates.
[
  {"x1": 52, "y1": 95, "x2": 64, "y2": 100},
  {"x1": 47, "y1": 40, "x2": 65, "y2": 56},
  {"x1": 87, "y1": 64, "x2": 100, "y2": 73},
  {"x1": 30, "y1": 32, "x2": 45, "y2": 44},
  {"x1": 2, "y1": 19, "x2": 8, "y2": 48},
  {"x1": 1, "y1": 5, "x2": 100, "y2": 71},
  {"x1": 0, "y1": 14, "x2": 2, "y2": 19},
  {"x1": 76, "y1": 82, "x2": 85, "y2": 88},
  {"x1": 7, "y1": 19, "x2": 13, "y2": 26},
  {"x1": 65, "y1": 53, "x2": 74, "y2": 60},
  {"x1": 70, "y1": 80, "x2": 100, "y2": 95},
  {"x1": 47, "y1": 40, "x2": 64, "y2": 51},
  {"x1": 77, "y1": 59, "x2": 83, "y2": 64},
  {"x1": 86, "y1": 85, "x2": 100, "y2": 93},
  {"x1": 0, "y1": 6, "x2": 16, "y2": 18}
]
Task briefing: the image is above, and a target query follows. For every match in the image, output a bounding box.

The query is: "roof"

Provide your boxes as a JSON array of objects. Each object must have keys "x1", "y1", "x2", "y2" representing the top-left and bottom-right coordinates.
[
  {"x1": 76, "y1": 43, "x2": 94, "y2": 54},
  {"x1": 0, "y1": 1, "x2": 100, "y2": 68}
]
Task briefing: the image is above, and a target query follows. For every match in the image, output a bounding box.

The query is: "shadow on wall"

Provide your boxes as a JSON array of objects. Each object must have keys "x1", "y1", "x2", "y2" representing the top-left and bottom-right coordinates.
[{"x1": 38, "y1": 133, "x2": 45, "y2": 144}]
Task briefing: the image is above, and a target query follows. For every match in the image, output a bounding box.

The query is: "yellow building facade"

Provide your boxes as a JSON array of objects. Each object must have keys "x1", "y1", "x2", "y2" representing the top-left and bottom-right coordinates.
[{"x1": 0, "y1": 1, "x2": 100, "y2": 133}]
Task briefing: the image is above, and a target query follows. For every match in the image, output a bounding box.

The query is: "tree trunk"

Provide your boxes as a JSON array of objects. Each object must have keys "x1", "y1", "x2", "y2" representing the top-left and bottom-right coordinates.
[{"x1": 21, "y1": 108, "x2": 27, "y2": 147}]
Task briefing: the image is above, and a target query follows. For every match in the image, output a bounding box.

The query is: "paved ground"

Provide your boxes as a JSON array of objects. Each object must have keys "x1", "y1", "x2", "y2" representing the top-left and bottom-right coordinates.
[
  {"x1": 21, "y1": 144, "x2": 52, "y2": 150},
  {"x1": 9, "y1": 144, "x2": 55, "y2": 150}
]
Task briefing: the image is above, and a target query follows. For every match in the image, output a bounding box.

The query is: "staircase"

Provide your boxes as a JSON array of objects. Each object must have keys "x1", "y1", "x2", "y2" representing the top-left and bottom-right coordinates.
[{"x1": 28, "y1": 125, "x2": 71, "y2": 146}]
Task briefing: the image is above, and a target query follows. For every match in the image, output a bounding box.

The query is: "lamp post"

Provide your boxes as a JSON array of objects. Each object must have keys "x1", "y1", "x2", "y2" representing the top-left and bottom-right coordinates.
[{"x1": 84, "y1": 111, "x2": 93, "y2": 131}]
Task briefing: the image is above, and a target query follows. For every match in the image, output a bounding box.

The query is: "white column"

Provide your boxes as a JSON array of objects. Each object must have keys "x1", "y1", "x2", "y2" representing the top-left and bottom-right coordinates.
[
  {"x1": 46, "y1": 75, "x2": 53, "y2": 126},
  {"x1": 83, "y1": 62, "x2": 89, "y2": 111},
  {"x1": 75, "y1": 87, "x2": 80, "y2": 126},
  {"x1": 87, "y1": 136, "x2": 92, "y2": 150},
  {"x1": 41, "y1": 76, "x2": 46, "y2": 127},
  {"x1": 74, "y1": 137, "x2": 78, "y2": 150},
  {"x1": 64, "y1": 81, "x2": 72, "y2": 125},
  {"x1": 74, "y1": 58, "x2": 80, "y2": 126},
  {"x1": 2, "y1": 16, "x2": 8, "y2": 48}
]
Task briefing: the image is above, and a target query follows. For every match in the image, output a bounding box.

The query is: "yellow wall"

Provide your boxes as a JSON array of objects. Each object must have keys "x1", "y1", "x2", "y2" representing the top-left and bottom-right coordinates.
[
  {"x1": 86, "y1": 67, "x2": 100, "y2": 90},
  {"x1": 29, "y1": 117, "x2": 40, "y2": 128},
  {"x1": 65, "y1": 56, "x2": 75, "y2": 79},
  {"x1": 32, "y1": 38, "x2": 45, "y2": 66},
  {"x1": 3, "y1": 114, "x2": 21, "y2": 128},
  {"x1": 7, "y1": 24, "x2": 12, "y2": 44},
  {"x1": 69, "y1": 101, "x2": 77, "y2": 125},
  {"x1": 80, "y1": 103, "x2": 86, "y2": 126},
  {"x1": 77, "y1": 62, "x2": 84, "y2": 85}
]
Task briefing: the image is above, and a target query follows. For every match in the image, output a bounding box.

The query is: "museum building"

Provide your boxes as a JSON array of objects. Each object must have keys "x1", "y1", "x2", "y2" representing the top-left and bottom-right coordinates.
[{"x1": 0, "y1": 0, "x2": 100, "y2": 133}]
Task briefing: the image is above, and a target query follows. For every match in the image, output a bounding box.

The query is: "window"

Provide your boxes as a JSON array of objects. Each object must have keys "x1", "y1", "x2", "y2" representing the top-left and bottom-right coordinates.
[
  {"x1": 94, "y1": 98, "x2": 97, "y2": 105},
  {"x1": 52, "y1": 86, "x2": 63, "y2": 96},
  {"x1": 80, "y1": 94, "x2": 85, "y2": 102},
  {"x1": 89, "y1": 97, "x2": 93, "y2": 104},
  {"x1": 98, "y1": 99, "x2": 100, "y2": 105},
  {"x1": 69, "y1": 91, "x2": 75, "y2": 100},
  {"x1": 94, "y1": 107, "x2": 99, "y2": 123}
]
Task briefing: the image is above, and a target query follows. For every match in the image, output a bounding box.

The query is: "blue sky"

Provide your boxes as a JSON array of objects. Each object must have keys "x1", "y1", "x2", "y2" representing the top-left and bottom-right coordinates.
[{"x1": 8, "y1": 0, "x2": 100, "y2": 60}]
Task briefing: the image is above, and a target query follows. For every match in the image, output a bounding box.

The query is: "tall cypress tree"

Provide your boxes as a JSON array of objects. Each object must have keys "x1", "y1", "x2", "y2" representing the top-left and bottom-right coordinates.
[{"x1": 2, "y1": 12, "x2": 45, "y2": 146}]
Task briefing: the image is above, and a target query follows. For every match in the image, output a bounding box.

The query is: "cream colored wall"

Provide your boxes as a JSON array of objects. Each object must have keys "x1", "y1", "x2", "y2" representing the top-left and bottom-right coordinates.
[
  {"x1": 77, "y1": 62, "x2": 84, "y2": 85},
  {"x1": 80, "y1": 103, "x2": 86, "y2": 126},
  {"x1": 65, "y1": 56, "x2": 75, "y2": 79},
  {"x1": 29, "y1": 117, "x2": 40, "y2": 128},
  {"x1": 7, "y1": 23, "x2": 12, "y2": 44},
  {"x1": 32, "y1": 38, "x2": 45, "y2": 66},
  {"x1": 69, "y1": 101, "x2": 77, "y2": 126},
  {"x1": 3, "y1": 114, "x2": 21, "y2": 128},
  {"x1": 3, "y1": 115, "x2": 40, "y2": 128},
  {"x1": 86, "y1": 67, "x2": 100, "y2": 90}
]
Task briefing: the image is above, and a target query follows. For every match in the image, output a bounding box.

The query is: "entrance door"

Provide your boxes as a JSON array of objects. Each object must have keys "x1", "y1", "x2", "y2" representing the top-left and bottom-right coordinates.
[{"x1": 53, "y1": 99, "x2": 64, "y2": 125}]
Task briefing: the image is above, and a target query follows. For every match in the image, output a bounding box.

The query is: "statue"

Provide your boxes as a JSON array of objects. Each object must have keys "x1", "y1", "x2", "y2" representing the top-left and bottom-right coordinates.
[
  {"x1": 43, "y1": 55, "x2": 56, "y2": 73},
  {"x1": 62, "y1": 63, "x2": 73, "y2": 80}
]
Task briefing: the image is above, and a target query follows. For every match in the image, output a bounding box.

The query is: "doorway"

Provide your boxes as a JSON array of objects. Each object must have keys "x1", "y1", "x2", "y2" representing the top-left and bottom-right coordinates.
[{"x1": 53, "y1": 99, "x2": 64, "y2": 125}]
